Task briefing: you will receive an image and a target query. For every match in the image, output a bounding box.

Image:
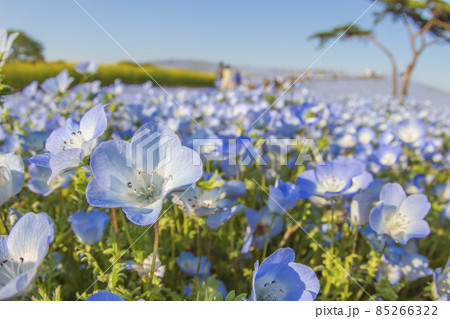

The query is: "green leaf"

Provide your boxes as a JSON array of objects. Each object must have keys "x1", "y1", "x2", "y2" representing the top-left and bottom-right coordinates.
[
  {"x1": 197, "y1": 170, "x2": 224, "y2": 190},
  {"x1": 0, "y1": 84, "x2": 14, "y2": 95}
]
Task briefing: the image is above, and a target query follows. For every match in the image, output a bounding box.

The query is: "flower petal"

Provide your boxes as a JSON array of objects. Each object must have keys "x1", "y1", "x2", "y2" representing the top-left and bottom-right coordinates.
[
  {"x1": 48, "y1": 148, "x2": 81, "y2": 184},
  {"x1": 399, "y1": 194, "x2": 431, "y2": 220},
  {"x1": 79, "y1": 104, "x2": 107, "y2": 141},
  {"x1": 6, "y1": 213, "x2": 52, "y2": 269},
  {"x1": 122, "y1": 199, "x2": 163, "y2": 226},
  {"x1": 403, "y1": 220, "x2": 430, "y2": 244},
  {"x1": 379, "y1": 183, "x2": 406, "y2": 208},
  {"x1": 163, "y1": 146, "x2": 203, "y2": 192}
]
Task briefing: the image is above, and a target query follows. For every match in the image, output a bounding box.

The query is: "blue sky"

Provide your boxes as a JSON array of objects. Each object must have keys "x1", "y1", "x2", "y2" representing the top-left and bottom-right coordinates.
[{"x1": 1, "y1": 0, "x2": 449, "y2": 92}]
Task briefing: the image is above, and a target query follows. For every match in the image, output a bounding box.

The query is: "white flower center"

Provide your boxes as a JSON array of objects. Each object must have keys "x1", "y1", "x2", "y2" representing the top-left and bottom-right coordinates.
[
  {"x1": 380, "y1": 152, "x2": 396, "y2": 166},
  {"x1": 61, "y1": 131, "x2": 84, "y2": 151},
  {"x1": 126, "y1": 170, "x2": 171, "y2": 204},
  {"x1": 399, "y1": 127, "x2": 419, "y2": 143},
  {"x1": 256, "y1": 280, "x2": 286, "y2": 301},
  {"x1": 359, "y1": 133, "x2": 372, "y2": 144},
  {"x1": 320, "y1": 175, "x2": 346, "y2": 193},
  {"x1": 0, "y1": 257, "x2": 25, "y2": 285},
  {"x1": 387, "y1": 211, "x2": 409, "y2": 238}
]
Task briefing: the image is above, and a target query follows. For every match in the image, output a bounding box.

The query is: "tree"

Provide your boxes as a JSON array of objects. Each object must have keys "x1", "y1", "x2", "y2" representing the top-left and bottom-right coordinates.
[
  {"x1": 372, "y1": 0, "x2": 450, "y2": 97},
  {"x1": 309, "y1": 24, "x2": 398, "y2": 97},
  {"x1": 309, "y1": 0, "x2": 450, "y2": 98},
  {"x1": 7, "y1": 30, "x2": 44, "y2": 63}
]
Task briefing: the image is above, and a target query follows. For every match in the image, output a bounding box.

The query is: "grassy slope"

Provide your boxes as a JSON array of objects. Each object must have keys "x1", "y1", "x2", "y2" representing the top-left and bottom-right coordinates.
[{"x1": 3, "y1": 61, "x2": 216, "y2": 89}]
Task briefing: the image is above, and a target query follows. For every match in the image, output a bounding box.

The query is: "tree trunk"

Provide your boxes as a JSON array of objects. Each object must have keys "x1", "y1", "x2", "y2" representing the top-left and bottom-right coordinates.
[
  {"x1": 392, "y1": 63, "x2": 398, "y2": 99},
  {"x1": 369, "y1": 36, "x2": 398, "y2": 98},
  {"x1": 400, "y1": 51, "x2": 420, "y2": 99}
]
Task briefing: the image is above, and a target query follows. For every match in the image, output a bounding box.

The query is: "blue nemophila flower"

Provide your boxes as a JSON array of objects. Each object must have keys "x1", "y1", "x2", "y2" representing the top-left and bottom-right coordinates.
[
  {"x1": 176, "y1": 251, "x2": 210, "y2": 276},
  {"x1": 433, "y1": 255, "x2": 450, "y2": 301},
  {"x1": 400, "y1": 253, "x2": 433, "y2": 282},
  {"x1": 74, "y1": 61, "x2": 98, "y2": 75},
  {"x1": 173, "y1": 186, "x2": 244, "y2": 230},
  {"x1": 443, "y1": 202, "x2": 450, "y2": 220},
  {"x1": 173, "y1": 186, "x2": 225, "y2": 217},
  {"x1": 40, "y1": 70, "x2": 73, "y2": 95},
  {"x1": 27, "y1": 163, "x2": 71, "y2": 197},
  {"x1": 326, "y1": 157, "x2": 373, "y2": 199},
  {"x1": 86, "y1": 122, "x2": 203, "y2": 226},
  {"x1": 0, "y1": 213, "x2": 53, "y2": 300},
  {"x1": 205, "y1": 204, "x2": 245, "y2": 230},
  {"x1": 377, "y1": 240, "x2": 433, "y2": 284},
  {"x1": 341, "y1": 170, "x2": 373, "y2": 198},
  {"x1": 32, "y1": 103, "x2": 107, "y2": 183},
  {"x1": 350, "y1": 179, "x2": 384, "y2": 226},
  {"x1": 296, "y1": 158, "x2": 365, "y2": 199},
  {"x1": 249, "y1": 248, "x2": 320, "y2": 301},
  {"x1": 357, "y1": 126, "x2": 376, "y2": 145},
  {"x1": 0, "y1": 28, "x2": 18, "y2": 67},
  {"x1": 241, "y1": 207, "x2": 284, "y2": 255},
  {"x1": 68, "y1": 210, "x2": 109, "y2": 245},
  {"x1": 377, "y1": 258, "x2": 403, "y2": 285},
  {"x1": 361, "y1": 227, "x2": 404, "y2": 264},
  {"x1": 268, "y1": 179, "x2": 300, "y2": 214},
  {"x1": 432, "y1": 181, "x2": 450, "y2": 202},
  {"x1": 86, "y1": 290, "x2": 124, "y2": 301},
  {"x1": 373, "y1": 143, "x2": 403, "y2": 167},
  {"x1": 222, "y1": 180, "x2": 246, "y2": 200},
  {"x1": 378, "y1": 126, "x2": 396, "y2": 145},
  {"x1": 405, "y1": 173, "x2": 427, "y2": 195},
  {"x1": 18, "y1": 131, "x2": 48, "y2": 155},
  {"x1": 124, "y1": 253, "x2": 165, "y2": 278},
  {"x1": 0, "y1": 153, "x2": 24, "y2": 206},
  {"x1": 396, "y1": 119, "x2": 426, "y2": 146},
  {"x1": 369, "y1": 183, "x2": 431, "y2": 245}
]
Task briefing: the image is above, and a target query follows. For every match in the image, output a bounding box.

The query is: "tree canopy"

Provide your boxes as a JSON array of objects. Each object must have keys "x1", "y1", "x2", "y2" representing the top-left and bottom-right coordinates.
[
  {"x1": 7, "y1": 30, "x2": 45, "y2": 63},
  {"x1": 373, "y1": 0, "x2": 450, "y2": 41},
  {"x1": 309, "y1": 25, "x2": 374, "y2": 47}
]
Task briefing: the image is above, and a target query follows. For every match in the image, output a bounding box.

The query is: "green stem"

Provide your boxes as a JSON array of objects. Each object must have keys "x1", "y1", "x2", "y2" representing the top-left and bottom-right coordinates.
[
  {"x1": 379, "y1": 236, "x2": 390, "y2": 262},
  {"x1": 262, "y1": 216, "x2": 275, "y2": 261},
  {"x1": 119, "y1": 211, "x2": 133, "y2": 248},
  {"x1": 204, "y1": 234, "x2": 213, "y2": 283},
  {"x1": 0, "y1": 215, "x2": 9, "y2": 235},
  {"x1": 148, "y1": 220, "x2": 160, "y2": 299},
  {"x1": 181, "y1": 206, "x2": 188, "y2": 239},
  {"x1": 53, "y1": 228, "x2": 73, "y2": 247},
  {"x1": 58, "y1": 191, "x2": 68, "y2": 217},
  {"x1": 262, "y1": 173, "x2": 266, "y2": 189},
  {"x1": 330, "y1": 200, "x2": 335, "y2": 251},
  {"x1": 351, "y1": 227, "x2": 358, "y2": 255},
  {"x1": 170, "y1": 220, "x2": 177, "y2": 289},
  {"x1": 110, "y1": 208, "x2": 121, "y2": 256},
  {"x1": 196, "y1": 223, "x2": 202, "y2": 279}
]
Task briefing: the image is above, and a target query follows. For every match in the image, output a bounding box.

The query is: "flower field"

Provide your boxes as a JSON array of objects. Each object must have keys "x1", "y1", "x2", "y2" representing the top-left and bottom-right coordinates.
[{"x1": 1, "y1": 31, "x2": 450, "y2": 302}]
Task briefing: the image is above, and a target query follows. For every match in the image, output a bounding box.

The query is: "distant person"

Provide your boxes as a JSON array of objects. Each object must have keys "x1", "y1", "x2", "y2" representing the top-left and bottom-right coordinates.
[
  {"x1": 220, "y1": 65, "x2": 233, "y2": 91},
  {"x1": 233, "y1": 70, "x2": 242, "y2": 86},
  {"x1": 274, "y1": 76, "x2": 283, "y2": 91},
  {"x1": 283, "y1": 75, "x2": 297, "y2": 90},
  {"x1": 215, "y1": 62, "x2": 224, "y2": 88}
]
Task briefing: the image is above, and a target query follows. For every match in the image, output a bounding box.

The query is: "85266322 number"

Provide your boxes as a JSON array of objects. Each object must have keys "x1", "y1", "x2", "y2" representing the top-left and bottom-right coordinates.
[{"x1": 375, "y1": 305, "x2": 438, "y2": 316}]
